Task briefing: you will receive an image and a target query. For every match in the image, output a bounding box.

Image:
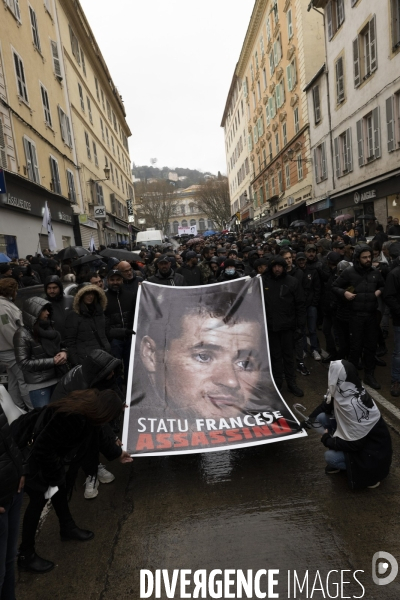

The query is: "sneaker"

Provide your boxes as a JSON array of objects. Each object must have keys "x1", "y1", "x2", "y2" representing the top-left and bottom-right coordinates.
[
  {"x1": 287, "y1": 384, "x2": 304, "y2": 397},
  {"x1": 391, "y1": 381, "x2": 400, "y2": 397},
  {"x1": 84, "y1": 476, "x2": 99, "y2": 499},
  {"x1": 312, "y1": 350, "x2": 321, "y2": 361},
  {"x1": 325, "y1": 466, "x2": 340, "y2": 474},
  {"x1": 97, "y1": 464, "x2": 115, "y2": 484},
  {"x1": 297, "y1": 362, "x2": 310, "y2": 376},
  {"x1": 367, "y1": 481, "x2": 380, "y2": 489}
]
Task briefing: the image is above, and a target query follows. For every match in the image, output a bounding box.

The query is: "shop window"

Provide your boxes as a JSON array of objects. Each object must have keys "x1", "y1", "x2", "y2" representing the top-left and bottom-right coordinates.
[{"x1": 0, "y1": 235, "x2": 19, "y2": 260}]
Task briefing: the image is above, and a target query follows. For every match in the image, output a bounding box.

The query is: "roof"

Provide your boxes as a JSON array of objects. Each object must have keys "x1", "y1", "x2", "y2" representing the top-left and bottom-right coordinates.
[{"x1": 303, "y1": 64, "x2": 326, "y2": 93}]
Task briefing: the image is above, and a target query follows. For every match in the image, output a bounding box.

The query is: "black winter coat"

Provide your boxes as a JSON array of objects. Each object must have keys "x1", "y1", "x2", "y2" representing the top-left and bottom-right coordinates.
[
  {"x1": 177, "y1": 264, "x2": 202, "y2": 286},
  {"x1": 51, "y1": 349, "x2": 122, "y2": 402},
  {"x1": 321, "y1": 266, "x2": 338, "y2": 316},
  {"x1": 333, "y1": 265, "x2": 385, "y2": 315},
  {"x1": 262, "y1": 269, "x2": 306, "y2": 332},
  {"x1": 123, "y1": 273, "x2": 143, "y2": 295},
  {"x1": 64, "y1": 285, "x2": 111, "y2": 366},
  {"x1": 148, "y1": 269, "x2": 186, "y2": 286},
  {"x1": 13, "y1": 297, "x2": 62, "y2": 385},
  {"x1": 383, "y1": 262, "x2": 400, "y2": 326},
  {"x1": 44, "y1": 276, "x2": 73, "y2": 343},
  {"x1": 105, "y1": 286, "x2": 136, "y2": 340},
  {"x1": 0, "y1": 409, "x2": 25, "y2": 505},
  {"x1": 299, "y1": 266, "x2": 321, "y2": 307}
]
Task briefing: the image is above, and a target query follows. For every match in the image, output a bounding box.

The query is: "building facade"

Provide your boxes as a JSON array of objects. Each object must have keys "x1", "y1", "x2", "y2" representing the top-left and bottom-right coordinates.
[
  {"x1": 166, "y1": 186, "x2": 216, "y2": 235},
  {"x1": 221, "y1": 72, "x2": 253, "y2": 228},
  {"x1": 0, "y1": 0, "x2": 134, "y2": 257},
  {"x1": 224, "y1": 0, "x2": 325, "y2": 229},
  {"x1": 308, "y1": 0, "x2": 400, "y2": 225}
]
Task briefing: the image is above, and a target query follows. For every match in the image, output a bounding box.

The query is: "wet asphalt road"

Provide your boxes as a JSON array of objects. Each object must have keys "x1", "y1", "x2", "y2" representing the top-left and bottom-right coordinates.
[{"x1": 16, "y1": 335, "x2": 400, "y2": 600}]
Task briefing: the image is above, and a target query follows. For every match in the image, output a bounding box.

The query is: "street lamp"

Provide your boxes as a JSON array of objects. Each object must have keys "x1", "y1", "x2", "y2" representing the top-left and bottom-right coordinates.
[
  {"x1": 287, "y1": 149, "x2": 312, "y2": 163},
  {"x1": 87, "y1": 166, "x2": 110, "y2": 184}
]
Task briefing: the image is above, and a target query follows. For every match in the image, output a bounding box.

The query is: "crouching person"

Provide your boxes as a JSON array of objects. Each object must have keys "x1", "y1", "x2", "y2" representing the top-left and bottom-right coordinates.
[{"x1": 310, "y1": 360, "x2": 392, "y2": 489}]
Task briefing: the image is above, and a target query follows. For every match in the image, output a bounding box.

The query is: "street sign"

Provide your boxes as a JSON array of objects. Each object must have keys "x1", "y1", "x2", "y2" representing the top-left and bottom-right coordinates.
[
  {"x1": 128, "y1": 215, "x2": 135, "y2": 223},
  {"x1": 0, "y1": 169, "x2": 6, "y2": 194},
  {"x1": 126, "y1": 199, "x2": 134, "y2": 216},
  {"x1": 94, "y1": 205, "x2": 106, "y2": 219}
]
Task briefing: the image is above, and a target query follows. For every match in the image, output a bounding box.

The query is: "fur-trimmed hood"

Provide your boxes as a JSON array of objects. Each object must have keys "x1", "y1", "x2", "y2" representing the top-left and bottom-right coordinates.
[{"x1": 72, "y1": 284, "x2": 107, "y2": 314}]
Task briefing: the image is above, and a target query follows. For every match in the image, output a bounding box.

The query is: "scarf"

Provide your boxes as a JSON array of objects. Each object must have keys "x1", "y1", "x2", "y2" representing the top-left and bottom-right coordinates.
[
  {"x1": 327, "y1": 360, "x2": 381, "y2": 441},
  {"x1": 38, "y1": 320, "x2": 61, "y2": 357}
]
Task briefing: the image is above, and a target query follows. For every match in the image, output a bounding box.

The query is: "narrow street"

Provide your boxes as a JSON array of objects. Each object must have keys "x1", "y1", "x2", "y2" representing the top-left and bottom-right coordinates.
[{"x1": 16, "y1": 344, "x2": 400, "y2": 599}]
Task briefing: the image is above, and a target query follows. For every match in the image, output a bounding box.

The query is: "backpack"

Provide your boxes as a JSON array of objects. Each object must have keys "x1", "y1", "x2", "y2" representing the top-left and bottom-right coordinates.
[{"x1": 9, "y1": 407, "x2": 50, "y2": 453}]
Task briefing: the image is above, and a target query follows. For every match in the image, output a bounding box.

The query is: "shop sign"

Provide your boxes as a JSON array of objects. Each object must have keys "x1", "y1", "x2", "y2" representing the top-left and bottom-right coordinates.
[
  {"x1": 354, "y1": 189, "x2": 376, "y2": 204},
  {"x1": 94, "y1": 206, "x2": 106, "y2": 219},
  {"x1": 2, "y1": 193, "x2": 31, "y2": 211},
  {"x1": 79, "y1": 214, "x2": 88, "y2": 224},
  {"x1": 58, "y1": 212, "x2": 72, "y2": 223},
  {"x1": 128, "y1": 215, "x2": 135, "y2": 223},
  {"x1": 308, "y1": 198, "x2": 331, "y2": 214},
  {"x1": 126, "y1": 199, "x2": 134, "y2": 216}
]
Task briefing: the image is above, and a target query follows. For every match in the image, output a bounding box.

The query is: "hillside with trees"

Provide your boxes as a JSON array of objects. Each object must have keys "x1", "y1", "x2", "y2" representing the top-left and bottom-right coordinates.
[{"x1": 132, "y1": 164, "x2": 215, "y2": 188}]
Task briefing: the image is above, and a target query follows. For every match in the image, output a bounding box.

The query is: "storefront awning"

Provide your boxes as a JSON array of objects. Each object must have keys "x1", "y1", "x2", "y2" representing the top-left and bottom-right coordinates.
[{"x1": 265, "y1": 200, "x2": 306, "y2": 222}]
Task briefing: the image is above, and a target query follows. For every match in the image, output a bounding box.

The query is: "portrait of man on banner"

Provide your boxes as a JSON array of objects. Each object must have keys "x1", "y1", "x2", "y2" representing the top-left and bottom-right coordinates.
[{"x1": 123, "y1": 277, "x2": 305, "y2": 455}]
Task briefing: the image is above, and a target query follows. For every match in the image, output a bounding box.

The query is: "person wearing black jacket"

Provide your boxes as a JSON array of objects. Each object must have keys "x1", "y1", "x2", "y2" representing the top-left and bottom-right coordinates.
[
  {"x1": 177, "y1": 251, "x2": 202, "y2": 286},
  {"x1": 333, "y1": 245, "x2": 385, "y2": 389},
  {"x1": 217, "y1": 259, "x2": 243, "y2": 282},
  {"x1": 320, "y1": 252, "x2": 341, "y2": 362},
  {"x1": 0, "y1": 408, "x2": 25, "y2": 598},
  {"x1": 295, "y1": 252, "x2": 322, "y2": 361},
  {"x1": 383, "y1": 248, "x2": 400, "y2": 396},
  {"x1": 115, "y1": 261, "x2": 143, "y2": 293},
  {"x1": 262, "y1": 256, "x2": 305, "y2": 397},
  {"x1": 104, "y1": 270, "x2": 136, "y2": 384},
  {"x1": 148, "y1": 255, "x2": 186, "y2": 286},
  {"x1": 64, "y1": 285, "x2": 111, "y2": 366},
  {"x1": 44, "y1": 275, "x2": 73, "y2": 343}
]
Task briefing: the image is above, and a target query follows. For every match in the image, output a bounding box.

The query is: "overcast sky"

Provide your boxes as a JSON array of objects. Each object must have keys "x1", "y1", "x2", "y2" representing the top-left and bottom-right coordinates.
[{"x1": 80, "y1": 0, "x2": 255, "y2": 175}]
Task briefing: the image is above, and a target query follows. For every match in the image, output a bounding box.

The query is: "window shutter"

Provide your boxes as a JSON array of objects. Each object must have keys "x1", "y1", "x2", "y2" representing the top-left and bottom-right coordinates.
[
  {"x1": 314, "y1": 148, "x2": 320, "y2": 183},
  {"x1": 286, "y1": 64, "x2": 292, "y2": 92},
  {"x1": 58, "y1": 106, "x2": 66, "y2": 142},
  {"x1": 31, "y1": 143, "x2": 39, "y2": 183},
  {"x1": 334, "y1": 137, "x2": 340, "y2": 177},
  {"x1": 51, "y1": 41, "x2": 62, "y2": 80},
  {"x1": 23, "y1": 138, "x2": 33, "y2": 180},
  {"x1": 66, "y1": 116, "x2": 72, "y2": 147},
  {"x1": 254, "y1": 125, "x2": 258, "y2": 144},
  {"x1": 281, "y1": 78, "x2": 285, "y2": 104},
  {"x1": 353, "y1": 38, "x2": 360, "y2": 87},
  {"x1": 266, "y1": 103, "x2": 270, "y2": 125},
  {"x1": 346, "y1": 128, "x2": 353, "y2": 172},
  {"x1": 287, "y1": 9, "x2": 293, "y2": 38},
  {"x1": 30, "y1": 7, "x2": 41, "y2": 52},
  {"x1": 336, "y1": 58, "x2": 344, "y2": 103},
  {"x1": 338, "y1": 0, "x2": 345, "y2": 25},
  {"x1": 292, "y1": 58, "x2": 297, "y2": 86},
  {"x1": 373, "y1": 106, "x2": 381, "y2": 158},
  {"x1": 327, "y1": 2, "x2": 333, "y2": 40},
  {"x1": 313, "y1": 86, "x2": 321, "y2": 123},
  {"x1": 386, "y1": 95, "x2": 395, "y2": 152},
  {"x1": 110, "y1": 193, "x2": 116, "y2": 214},
  {"x1": 321, "y1": 143, "x2": 327, "y2": 180},
  {"x1": 273, "y1": 42, "x2": 278, "y2": 67},
  {"x1": 356, "y1": 119, "x2": 364, "y2": 166},
  {"x1": 370, "y1": 15, "x2": 377, "y2": 72},
  {"x1": 13, "y1": 0, "x2": 21, "y2": 21}
]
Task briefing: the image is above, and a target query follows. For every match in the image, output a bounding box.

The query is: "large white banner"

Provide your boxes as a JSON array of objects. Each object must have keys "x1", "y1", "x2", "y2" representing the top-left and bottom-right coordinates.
[
  {"x1": 122, "y1": 277, "x2": 306, "y2": 456},
  {"x1": 178, "y1": 225, "x2": 197, "y2": 236}
]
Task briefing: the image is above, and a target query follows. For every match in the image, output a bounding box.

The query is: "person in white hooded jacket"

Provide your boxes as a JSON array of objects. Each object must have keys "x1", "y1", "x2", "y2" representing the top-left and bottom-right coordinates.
[{"x1": 0, "y1": 278, "x2": 31, "y2": 409}]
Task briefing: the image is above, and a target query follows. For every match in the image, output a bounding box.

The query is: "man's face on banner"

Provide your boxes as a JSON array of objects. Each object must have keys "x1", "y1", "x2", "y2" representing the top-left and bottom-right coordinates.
[{"x1": 141, "y1": 313, "x2": 264, "y2": 418}]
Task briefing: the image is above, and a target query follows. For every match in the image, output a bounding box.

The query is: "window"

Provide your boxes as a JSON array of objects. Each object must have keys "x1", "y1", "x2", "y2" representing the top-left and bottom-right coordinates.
[
  {"x1": 95, "y1": 78, "x2": 100, "y2": 101},
  {"x1": 263, "y1": 68, "x2": 267, "y2": 89},
  {"x1": 314, "y1": 142, "x2": 328, "y2": 183},
  {"x1": 85, "y1": 131, "x2": 91, "y2": 159},
  {"x1": 260, "y1": 36, "x2": 265, "y2": 56},
  {"x1": 199, "y1": 218, "x2": 205, "y2": 231},
  {"x1": 92, "y1": 142, "x2": 98, "y2": 167},
  {"x1": 50, "y1": 41, "x2": 62, "y2": 81},
  {"x1": 106, "y1": 99, "x2": 112, "y2": 122},
  {"x1": 87, "y1": 97, "x2": 93, "y2": 124},
  {"x1": 392, "y1": 0, "x2": 400, "y2": 49},
  {"x1": 23, "y1": 137, "x2": 39, "y2": 182},
  {"x1": 40, "y1": 84, "x2": 52, "y2": 127},
  {"x1": 100, "y1": 118, "x2": 105, "y2": 141},
  {"x1": 356, "y1": 107, "x2": 381, "y2": 166},
  {"x1": 294, "y1": 107, "x2": 299, "y2": 133},
  {"x1": 335, "y1": 56, "x2": 345, "y2": 104},
  {"x1": 272, "y1": 0, "x2": 279, "y2": 25},
  {"x1": 271, "y1": 176, "x2": 276, "y2": 196},
  {"x1": 269, "y1": 141, "x2": 273, "y2": 161},
  {"x1": 286, "y1": 58, "x2": 297, "y2": 91},
  {"x1": 297, "y1": 154, "x2": 303, "y2": 180},
  {"x1": 116, "y1": 170, "x2": 119, "y2": 188},
  {"x1": 49, "y1": 156, "x2": 61, "y2": 194},
  {"x1": 80, "y1": 49, "x2": 86, "y2": 76},
  {"x1": 266, "y1": 16, "x2": 272, "y2": 42},
  {"x1": 112, "y1": 111, "x2": 118, "y2": 132},
  {"x1": 106, "y1": 127, "x2": 110, "y2": 147},
  {"x1": 327, "y1": 0, "x2": 345, "y2": 40},
  {"x1": 334, "y1": 128, "x2": 353, "y2": 176},
  {"x1": 252, "y1": 91, "x2": 256, "y2": 110},
  {"x1": 386, "y1": 93, "x2": 400, "y2": 152},
  {"x1": 257, "y1": 116, "x2": 264, "y2": 137},
  {"x1": 95, "y1": 183, "x2": 104, "y2": 205},
  {"x1": 58, "y1": 106, "x2": 72, "y2": 147},
  {"x1": 69, "y1": 25, "x2": 80, "y2": 65},
  {"x1": 117, "y1": 146, "x2": 121, "y2": 164},
  {"x1": 257, "y1": 81, "x2": 261, "y2": 101},
  {"x1": 13, "y1": 51, "x2": 28, "y2": 103},
  {"x1": 110, "y1": 162, "x2": 114, "y2": 184},
  {"x1": 266, "y1": 102, "x2": 270, "y2": 126},
  {"x1": 250, "y1": 63, "x2": 254, "y2": 83},
  {"x1": 265, "y1": 179, "x2": 270, "y2": 201},
  {"x1": 312, "y1": 85, "x2": 321, "y2": 124},
  {"x1": 268, "y1": 96, "x2": 276, "y2": 119},
  {"x1": 173, "y1": 221, "x2": 179, "y2": 234},
  {"x1": 66, "y1": 170, "x2": 76, "y2": 202},
  {"x1": 275, "y1": 132, "x2": 280, "y2": 154},
  {"x1": 269, "y1": 51, "x2": 275, "y2": 76},
  {"x1": 253, "y1": 125, "x2": 259, "y2": 145},
  {"x1": 101, "y1": 89, "x2": 105, "y2": 111},
  {"x1": 353, "y1": 16, "x2": 377, "y2": 87},
  {"x1": 78, "y1": 83, "x2": 84, "y2": 111},
  {"x1": 29, "y1": 6, "x2": 41, "y2": 52},
  {"x1": 285, "y1": 163, "x2": 291, "y2": 188},
  {"x1": 255, "y1": 51, "x2": 259, "y2": 70},
  {"x1": 273, "y1": 36, "x2": 282, "y2": 68},
  {"x1": 275, "y1": 80, "x2": 285, "y2": 109},
  {"x1": 6, "y1": 0, "x2": 21, "y2": 21},
  {"x1": 282, "y1": 122, "x2": 287, "y2": 146},
  {"x1": 287, "y1": 9, "x2": 293, "y2": 39},
  {"x1": 182, "y1": 220, "x2": 188, "y2": 228},
  {"x1": 111, "y1": 136, "x2": 115, "y2": 156}
]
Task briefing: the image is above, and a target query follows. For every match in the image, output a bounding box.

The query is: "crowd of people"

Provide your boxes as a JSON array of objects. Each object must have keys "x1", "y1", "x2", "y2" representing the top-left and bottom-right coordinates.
[{"x1": 0, "y1": 213, "x2": 398, "y2": 596}]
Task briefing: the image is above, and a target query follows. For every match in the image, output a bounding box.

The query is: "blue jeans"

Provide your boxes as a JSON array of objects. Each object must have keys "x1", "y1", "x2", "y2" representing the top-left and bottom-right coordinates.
[
  {"x1": 325, "y1": 449, "x2": 346, "y2": 470},
  {"x1": 303, "y1": 306, "x2": 319, "y2": 353},
  {"x1": 0, "y1": 490, "x2": 23, "y2": 600},
  {"x1": 391, "y1": 326, "x2": 400, "y2": 383},
  {"x1": 29, "y1": 385, "x2": 55, "y2": 408},
  {"x1": 316, "y1": 412, "x2": 337, "y2": 435}
]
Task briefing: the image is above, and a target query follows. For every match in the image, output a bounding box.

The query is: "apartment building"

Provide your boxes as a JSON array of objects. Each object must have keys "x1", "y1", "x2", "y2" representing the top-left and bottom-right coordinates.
[
  {"x1": 307, "y1": 0, "x2": 400, "y2": 225},
  {"x1": 166, "y1": 186, "x2": 215, "y2": 235},
  {"x1": 221, "y1": 71, "x2": 252, "y2": 228},
  {"x1": 56, "y1": 0, "x2": 134, "y2": 248},
  {"x1": 0, "y1": 0, "x2": 81, "y2": 257},
  {"x1": 225, "y1": 0, "x2": 324, "y2": 228}
]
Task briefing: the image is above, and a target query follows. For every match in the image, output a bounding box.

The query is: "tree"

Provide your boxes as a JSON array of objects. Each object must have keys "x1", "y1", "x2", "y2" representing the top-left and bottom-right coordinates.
[
  {"x1": 134, "y1": 180, "x2": 178, "y2": 232},
  {"x1": 194, "y1": 177, "x2": 231, "y2": 230}
]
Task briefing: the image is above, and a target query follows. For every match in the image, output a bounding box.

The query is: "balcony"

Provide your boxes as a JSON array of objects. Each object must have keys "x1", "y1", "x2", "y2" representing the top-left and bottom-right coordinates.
[{"x1": 310, "y1": 0, "x2": 327, "y2": 7}]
